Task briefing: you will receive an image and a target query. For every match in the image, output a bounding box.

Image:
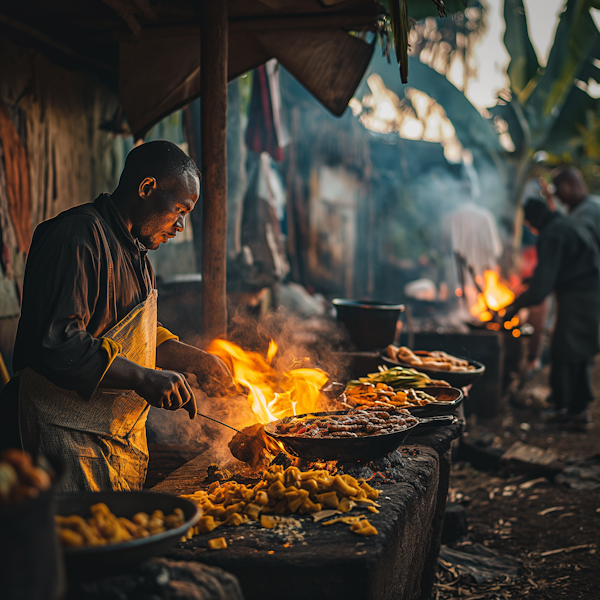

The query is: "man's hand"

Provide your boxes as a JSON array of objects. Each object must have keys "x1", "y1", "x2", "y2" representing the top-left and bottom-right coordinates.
[
  {"x1": 100, "y1": 354, "x2": 197, "y2": 419},
  {"x1": 156, "y1": 339, "x2": 237, "y2": 398},
  {"x1": 135, "y1": 369, "x2": 197, "y2": 418},
  {"x1": 538, "y1": 177, "x2": 557, "y2": 211},
  {"x1": 503, "y1": 304, "x2": 518, "y2": 321}
]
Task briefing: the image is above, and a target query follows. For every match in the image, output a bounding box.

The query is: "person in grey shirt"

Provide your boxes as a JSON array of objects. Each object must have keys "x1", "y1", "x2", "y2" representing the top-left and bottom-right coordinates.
[
  {"x1": 541, "y1": 166, "x2": 600, "y2": 248},
  {"x1": 505, "y1": 198, "x2": 600, "y2": 430}
]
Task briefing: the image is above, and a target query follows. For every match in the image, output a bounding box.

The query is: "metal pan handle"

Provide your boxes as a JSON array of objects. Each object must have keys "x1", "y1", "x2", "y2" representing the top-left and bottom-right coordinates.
[{"x1": 415, "y1": 415, "x2": 458, "y2": 428}]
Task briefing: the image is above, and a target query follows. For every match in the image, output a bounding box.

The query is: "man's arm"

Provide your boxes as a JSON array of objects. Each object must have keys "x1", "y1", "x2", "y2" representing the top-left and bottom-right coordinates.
[
  {"x1": 508, "y1": 233, "x2": 561, "y2": 315},
  {"x1": 156, "y1": 339, "x2": 236, "y2": 397}
]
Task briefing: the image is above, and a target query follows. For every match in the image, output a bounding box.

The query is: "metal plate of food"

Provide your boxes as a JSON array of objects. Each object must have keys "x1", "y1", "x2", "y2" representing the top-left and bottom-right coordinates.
[
  {"x1": 55, "y1": 491, "x2": 201, "y2": 580},
  {"x1": 403, "y1": 386, "x2": 463, "y2": 417},
  {"x1": 264, "y1": 409, "x2": 456, "y2": 462},
  {"x1": 381, "y1": 354, "x2": 485, "y2": 388},
  {"x1": 343, "y1": 382, "x2": 463, "y2": 417}
]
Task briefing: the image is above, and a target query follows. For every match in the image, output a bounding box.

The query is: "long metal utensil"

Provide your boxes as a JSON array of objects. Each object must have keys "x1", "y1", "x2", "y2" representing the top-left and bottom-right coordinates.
[{"x1": 195, "y1": 411, "x2": 243, "y2": 434}]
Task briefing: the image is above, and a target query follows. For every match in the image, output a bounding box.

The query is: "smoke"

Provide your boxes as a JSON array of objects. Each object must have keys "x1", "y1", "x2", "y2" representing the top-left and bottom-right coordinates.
[
  {"x1": 227, "y1": 306, "x2": 351, "y2": 379},
  {"x1": 147, "y1": 307, "x2": 351, "y2": 465}
]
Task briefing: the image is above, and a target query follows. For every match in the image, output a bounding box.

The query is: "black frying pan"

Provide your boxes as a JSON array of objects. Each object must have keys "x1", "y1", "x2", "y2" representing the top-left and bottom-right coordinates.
[{"x1": 264, "y1": 411, "x2": 457, "y2": 462}]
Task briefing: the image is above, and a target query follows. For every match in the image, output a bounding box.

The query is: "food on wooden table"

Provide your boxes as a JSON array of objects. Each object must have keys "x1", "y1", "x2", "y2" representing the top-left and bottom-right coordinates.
[
  {"x1": 321, "y1": 514, "x2": 378, "y2": 536},
  {"x1": 347, "y1": 365, "x2": 449, "y2": 392},
  {"x1": 182, "y1": 464, "x2": 381, "y2": 537},
  {"x1": 344, "y1": 382, "x2": 439, "y2": 409},
  {"x1": 0, "y1": 449, "x2": 54, "y2": 505},
  {"x1": 56, "y1": 502, "x2": 189, "y2": 547},
  {"x1": 208, "y1": 537, "x2": 227, "y2": 549},
  {"x1": 274, "y1": 406, "x2": 418, "y2": 438},
  {"x1": 387, "y1": 345, "x2": 476, "y2": 372}
]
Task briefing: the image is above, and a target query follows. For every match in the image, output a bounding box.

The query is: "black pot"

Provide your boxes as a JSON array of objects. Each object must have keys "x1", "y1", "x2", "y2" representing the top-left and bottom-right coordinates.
[{"x1": 333, "y1": 299, "x2": 404, "y2": 351}]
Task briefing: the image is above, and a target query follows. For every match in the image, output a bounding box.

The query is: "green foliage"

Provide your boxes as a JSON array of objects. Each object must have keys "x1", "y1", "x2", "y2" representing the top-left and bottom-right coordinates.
[
  {"x1": 503, "y1": 0, "x2": 600, "y2": 151},
  {"x1": 499, "y1": 0, "x2": 600, "y2": 199},
  {"x1": 541, "y1": 1, "x2": 600, "y2": 117},
  {"x1": 503, "y1": 0, "x2": 540, "y2": 96},
  {"x1": 383, "y1": 0, "x2": 480, "y2": 83}
]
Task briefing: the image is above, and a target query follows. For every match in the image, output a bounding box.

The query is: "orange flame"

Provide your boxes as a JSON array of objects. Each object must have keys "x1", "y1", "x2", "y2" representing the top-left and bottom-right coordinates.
[
  {"x1": 470, "y1": 270, "x2": 515, "y2": 321},
  {"x1": 207, "y1": 339, "x2": 330, "y2": 424}
]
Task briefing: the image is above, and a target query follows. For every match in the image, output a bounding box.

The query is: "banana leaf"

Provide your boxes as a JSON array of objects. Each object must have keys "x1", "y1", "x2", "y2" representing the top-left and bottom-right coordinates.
[
  {"x1": 528, "y1": 0, "x2": 600, "y2": 121},
  {"x1": 503, "y1": 0, "x2": 540, "y2": 97},
  {"x1": 541, "y1": 35, "x2": 600, "y2": 153},
  {"x1": 500, "y1": 0, "x2": 600, "y2": 151},
  {"x1": 368, "y1": 52, "x2": 502, "y2": 152}
]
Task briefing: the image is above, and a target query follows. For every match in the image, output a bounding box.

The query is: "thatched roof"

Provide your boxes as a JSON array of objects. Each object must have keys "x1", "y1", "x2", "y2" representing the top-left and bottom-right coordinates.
[{"x1": 0, "y1": 0, "x2": 384, "y2": 137}]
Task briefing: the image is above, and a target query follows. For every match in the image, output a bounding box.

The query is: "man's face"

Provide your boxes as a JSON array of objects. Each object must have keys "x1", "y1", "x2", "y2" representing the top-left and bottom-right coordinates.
[
  {"x1": 132, "y1": 171, "x2": 199, "y2": 250},
  {"x1": 553, "y1": 179, "x2": 577, "y2": 207}
]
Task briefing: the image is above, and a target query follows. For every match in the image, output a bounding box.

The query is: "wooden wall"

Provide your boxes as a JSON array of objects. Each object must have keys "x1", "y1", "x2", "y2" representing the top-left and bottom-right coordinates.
[{"x1": 0, "y1": 38, "x2": 126, "y2": 369}]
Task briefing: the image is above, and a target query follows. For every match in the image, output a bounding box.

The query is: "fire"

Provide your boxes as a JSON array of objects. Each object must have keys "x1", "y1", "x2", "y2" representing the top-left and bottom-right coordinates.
[
  {"x1": 470, "y1": 270, "x2": 515, "y2": 321},
  {"x1": 208, "y1": 339, "x2": 330, "y2": 424}
]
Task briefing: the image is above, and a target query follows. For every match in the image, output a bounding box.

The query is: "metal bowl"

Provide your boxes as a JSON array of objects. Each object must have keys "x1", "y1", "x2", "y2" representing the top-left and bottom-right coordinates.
[
  {"x1": 403, "y1": 386, "x2": 463, "y2": 417},
  {"x1": 56, "y1": 491, "x2": 201, "y2": 580},
  {"x1": 381, "y1": 355, "x2": 485, "y2": 388}
]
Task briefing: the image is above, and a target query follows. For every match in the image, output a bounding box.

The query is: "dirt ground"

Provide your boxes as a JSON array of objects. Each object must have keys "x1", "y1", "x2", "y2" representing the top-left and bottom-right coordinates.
[{"x1": 436, "y1": 362, "x2": 600, "y2": 600}]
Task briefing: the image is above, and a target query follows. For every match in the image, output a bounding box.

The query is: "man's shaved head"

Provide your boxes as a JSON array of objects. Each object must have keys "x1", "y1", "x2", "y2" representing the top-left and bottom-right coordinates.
[
  {"x1": 551, "y1": 166, "x2": 588, "y2": 209},
  {"x1": 111, "y1": 140, "x2": 201, "y2": 250},
  {"x1": 118, "y1": 140, "x2": 200, "y2": 192}
]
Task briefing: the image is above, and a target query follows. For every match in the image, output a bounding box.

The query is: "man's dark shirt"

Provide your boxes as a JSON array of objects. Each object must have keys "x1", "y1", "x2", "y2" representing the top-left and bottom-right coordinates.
[
  {"x1": 513, "y1": 212, "x2": 600, "y2": 311},
  {"x1": 13, "y1": 194, "x2": 155, "y2": 399}
]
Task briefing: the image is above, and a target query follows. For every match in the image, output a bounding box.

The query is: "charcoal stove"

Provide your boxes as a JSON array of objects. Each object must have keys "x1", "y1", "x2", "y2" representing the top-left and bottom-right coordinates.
[
  {"x1": 273, "y1": 448, "x2": 415, "y2": 484},
  {"x1": 152, "y1": 422, "x2": 463, "y2": 600}
]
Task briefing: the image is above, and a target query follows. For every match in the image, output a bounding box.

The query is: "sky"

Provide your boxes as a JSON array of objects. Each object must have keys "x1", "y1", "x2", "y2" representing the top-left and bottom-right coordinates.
[{"x1": 467, "y1": 0, "x2": 566, "y2": 109}]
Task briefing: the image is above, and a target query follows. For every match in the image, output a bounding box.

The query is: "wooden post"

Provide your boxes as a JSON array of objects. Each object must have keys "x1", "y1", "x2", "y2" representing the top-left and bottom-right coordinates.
[{"x1": 200, "y1": 0, "x2": 228, "y2": 341}]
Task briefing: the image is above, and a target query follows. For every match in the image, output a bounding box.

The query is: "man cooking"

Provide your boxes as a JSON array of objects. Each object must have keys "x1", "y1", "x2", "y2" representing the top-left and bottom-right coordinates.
[
  {"x1": 505, "y1": 197, "x2": 600, "y2": 430},
  {"x1": 0, "y1": 140, "x2": 234, "y2": 492},
  {"x1": 540, "y1": 166, "x2": 600, "y2": 248}
]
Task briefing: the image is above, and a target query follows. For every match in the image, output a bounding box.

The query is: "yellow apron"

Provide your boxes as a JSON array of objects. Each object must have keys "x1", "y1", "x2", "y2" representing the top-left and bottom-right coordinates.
[{"x1": 18, "y1": 289, "x2": 158, "y2": 492}]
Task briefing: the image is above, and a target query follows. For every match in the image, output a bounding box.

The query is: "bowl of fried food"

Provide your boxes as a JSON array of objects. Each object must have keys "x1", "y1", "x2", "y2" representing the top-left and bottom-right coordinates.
[
  {"x1": 343, "y1": 381, "x2": 462, "y2": 417},
  {"x1": 382, "y1": 345, "x2": 485, "y2": 388},
  {"x1": 55, "y1": 492, "x2": 201, "y2": 579}
]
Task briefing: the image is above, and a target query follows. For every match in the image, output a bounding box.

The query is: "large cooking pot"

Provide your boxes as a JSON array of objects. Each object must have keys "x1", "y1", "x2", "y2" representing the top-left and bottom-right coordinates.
[{"x1": 333, "y1": 299, "x2": 404, "y2": 351}]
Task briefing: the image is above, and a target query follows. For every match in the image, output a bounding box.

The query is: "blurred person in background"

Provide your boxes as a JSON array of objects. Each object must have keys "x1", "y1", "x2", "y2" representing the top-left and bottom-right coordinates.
[
  {"x1": 443, "y1": 195, "x2": 503, "y2": 317},
  {"x1": 505, "y1": 198, "x2": 600, "y2": 431},
  {"x1": 541, "y1": 166, "x2": 600, "y2": 248}
]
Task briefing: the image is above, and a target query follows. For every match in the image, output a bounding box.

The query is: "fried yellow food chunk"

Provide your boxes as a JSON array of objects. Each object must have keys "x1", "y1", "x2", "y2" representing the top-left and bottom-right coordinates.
[
  {"x1": 208, "y1": 537, "x2": 228, "y2": 550},
  {"x1": 350, "y1": 519, "x2": 378, "y2": 536},
  {"x1": 181, "y1": 464, "x2": 380, "y2": 538},
  {"x1": 56, "y1": 503, "x2": 189, "y2": 548}
]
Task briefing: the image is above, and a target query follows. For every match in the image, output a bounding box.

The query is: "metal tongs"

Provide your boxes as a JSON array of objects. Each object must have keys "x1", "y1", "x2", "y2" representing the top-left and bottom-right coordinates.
[{"x1": 195, "y1": 411, "x2": 243, "y2": 434}]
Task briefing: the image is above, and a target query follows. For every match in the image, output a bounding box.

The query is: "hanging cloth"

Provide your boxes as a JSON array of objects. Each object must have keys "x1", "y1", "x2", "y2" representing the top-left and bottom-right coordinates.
[
  {"x1": 18, "y1": 289, "x2": 158, "y2": 492},
  {"x1": 0, "y1": 102, "x2": 31, "y2": 254},
  {"x1": 246, "y1": 64, "x2": 285, "y2": 162}
]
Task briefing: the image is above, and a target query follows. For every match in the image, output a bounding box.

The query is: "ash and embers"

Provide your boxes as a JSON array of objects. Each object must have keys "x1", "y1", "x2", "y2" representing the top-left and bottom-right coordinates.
[{"x1": 269, "y1": 448, "x2": 422, "y2": 485}]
